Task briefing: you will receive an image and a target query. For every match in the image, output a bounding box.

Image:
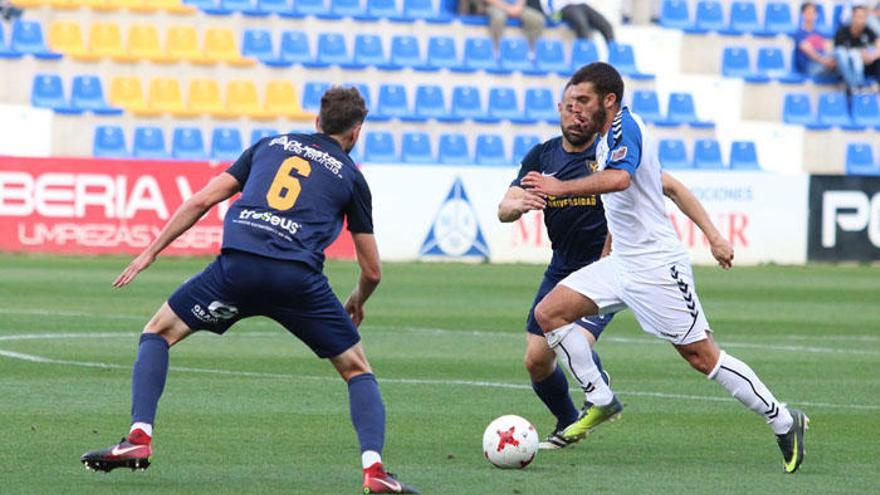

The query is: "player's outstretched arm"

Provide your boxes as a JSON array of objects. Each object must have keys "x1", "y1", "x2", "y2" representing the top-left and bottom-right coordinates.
[
  {"x1": 520, "y1": 169, "x2": 630, "y2": 197},
  {"x1": 497, "y1": 186, "x2": 546, "y2": 223},
  {"x1": 344, "y1": 233, "x2": 381, "y2": 327},
  {"x1": 661, "y1": 172, "x2": 734, "y2": 269},
  {"x1": 113, "y1": 172, "x2": 242, "y2": 288}
]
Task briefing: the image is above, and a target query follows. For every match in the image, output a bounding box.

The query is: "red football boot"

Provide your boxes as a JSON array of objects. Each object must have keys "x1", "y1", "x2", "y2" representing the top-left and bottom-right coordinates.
[
  {"x1": 81, "y1": 428, "x2": 152, "y2": 472},
  {"x1": 362, "y1": 463, "x2": 420, "y2": 494}
]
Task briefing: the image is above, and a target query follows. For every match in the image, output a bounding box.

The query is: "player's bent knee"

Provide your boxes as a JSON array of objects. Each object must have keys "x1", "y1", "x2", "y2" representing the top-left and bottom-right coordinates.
[
  {"x1": 533, "y1": 304, "x2": 560, "y2": 333},
  {"x1": 523, "y1": 353, "x2": 554, "y2": 380}
]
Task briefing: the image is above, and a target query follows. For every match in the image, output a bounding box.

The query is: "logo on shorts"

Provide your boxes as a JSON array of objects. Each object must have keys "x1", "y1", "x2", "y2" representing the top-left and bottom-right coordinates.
[{"x1": 192, "y1": 301, "x2": 239, "y2": 324}]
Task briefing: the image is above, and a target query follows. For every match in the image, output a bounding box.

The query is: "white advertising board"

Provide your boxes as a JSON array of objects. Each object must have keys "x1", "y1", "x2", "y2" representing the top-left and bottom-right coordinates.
[{"x1": 0, "y1": 104, "x2": 52, "y2": 158}]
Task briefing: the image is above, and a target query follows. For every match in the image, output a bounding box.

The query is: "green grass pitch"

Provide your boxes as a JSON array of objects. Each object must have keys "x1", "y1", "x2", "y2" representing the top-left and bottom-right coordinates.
[{"x1": 1, "y1": 254, "x2": 878, "y2": 494}]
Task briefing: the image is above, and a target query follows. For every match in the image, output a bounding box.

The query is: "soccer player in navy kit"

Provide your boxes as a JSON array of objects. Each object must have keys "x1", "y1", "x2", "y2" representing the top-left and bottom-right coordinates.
[
  {"x1": 499, "y1": 82, "x2": 734, "y2": 449},
  {"x1": 80, "y1": 88, "x2": 419, "y2": 494}
]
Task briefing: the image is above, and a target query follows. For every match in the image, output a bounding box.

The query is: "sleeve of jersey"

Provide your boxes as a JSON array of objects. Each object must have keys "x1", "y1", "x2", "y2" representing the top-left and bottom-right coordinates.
[
  {"x1": 346, "y1": 173, "x2": 374, "y2": 234},
  {"x1": 509, "y1": 144, "x2": 542, "y2": 188},
  {"x1": 224, "y1": 142, "x2": 257, "y2": 187},
  {"x1": 605, "y1": 117, "x2": 642, "y2": 177}
]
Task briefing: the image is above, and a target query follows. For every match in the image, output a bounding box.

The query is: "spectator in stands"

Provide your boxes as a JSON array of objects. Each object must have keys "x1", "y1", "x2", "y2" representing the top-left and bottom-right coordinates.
[
  {"x1": 549, "y1": 0, "x2": 616, "y2": 44},
  {"x1": 0, "y1": 0, "x2": 24, "y2": 22},
  {"x1": 794, "y1": 2, "x2": 838, "y2": 78},
  {"x1": 833, "y1": 4, "x2": 880, "y2": 92},
  {"x1": 868, "y1": 1, "x2": 880, "y2": 37},
  {"x1": 484, "y1": 0, "x2": 546, "y2": 56}
]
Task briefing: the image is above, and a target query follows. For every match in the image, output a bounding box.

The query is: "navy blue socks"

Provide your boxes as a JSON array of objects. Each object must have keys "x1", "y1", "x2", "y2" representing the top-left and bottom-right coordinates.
[
  {"x1": 348, "y1": 373, "x2": 386, "y2": 455},
  {"x1": 130, "y1": 333, "x2": 169, "y2": 425}
]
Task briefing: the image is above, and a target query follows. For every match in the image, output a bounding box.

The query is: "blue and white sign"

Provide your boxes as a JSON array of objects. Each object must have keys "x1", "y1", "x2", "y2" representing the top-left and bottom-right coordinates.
[{"x1": 419, "y1": 177, "x2": 490, "y2": 258}]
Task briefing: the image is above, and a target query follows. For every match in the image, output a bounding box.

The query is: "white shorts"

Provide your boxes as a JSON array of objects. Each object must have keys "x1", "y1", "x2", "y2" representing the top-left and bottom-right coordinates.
[{"x1": 559, "y1": 255, "x2": 711, "y2": 346}]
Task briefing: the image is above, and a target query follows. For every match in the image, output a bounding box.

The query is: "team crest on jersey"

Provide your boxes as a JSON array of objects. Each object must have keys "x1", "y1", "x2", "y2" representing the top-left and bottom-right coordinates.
[
  {"x1": 419, "y1": 177, "x2": 490, "y2": 259},
  {"x1": 587, "y1": 160, "x2": 599, "y2": 172},
  {"x1": 611, "y1": 146, "x2": 628, "y2": 162}
]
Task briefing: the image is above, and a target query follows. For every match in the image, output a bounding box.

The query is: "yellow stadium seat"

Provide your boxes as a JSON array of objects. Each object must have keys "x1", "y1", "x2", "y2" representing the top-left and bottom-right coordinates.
[
  {"x1": 109, "y1": 0, "x2": 157, "y2": 12},
  {"x1": 264, "y1": 81, "x2": 313, "y2": 120},
  {"x1": 201, "y1": 28, "x2": 255, "y2": 67},
  {"x1": 225, "y1": 81, "x2": 268, "y2": 119},
  {"x1": 186, "y1": 79, "x2": 225, "y2": 116},
  {"x1": 109, "y1": 76, "x2": 156, "y2": 115},
  {"x1": 127, "y1": 25, "x2": 173, "y2": 63},
  {"x1": 166, "y1": 26, "x2": 203, "y2": 63},
  {"x1": 146, "y1": 0, "x2": 196, "y2": 14},
  {"x1": 147, "y1": 78, "x2": 189, "y2": 115},
  {"x1": 10, "y1": 0, "x2": 47, "y2": 8},
  {"x1": 48, "y1": 21, "x2": 97, "y2": 60},
  {"x1": 48, "y1": 0, "x2": 81, "y2": 10},
  {"x1": 87, "y1": 23, "x2": 130, "y2": 61},
  {"x1": 78, "y1": 0, "x2": 117, "y2": 10}
]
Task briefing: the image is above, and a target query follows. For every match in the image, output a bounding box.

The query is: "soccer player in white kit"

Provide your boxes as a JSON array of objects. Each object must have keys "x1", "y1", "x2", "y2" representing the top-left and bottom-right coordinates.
[{"x1": 521, "y1": 62, "x2": 809, "y2": 473}]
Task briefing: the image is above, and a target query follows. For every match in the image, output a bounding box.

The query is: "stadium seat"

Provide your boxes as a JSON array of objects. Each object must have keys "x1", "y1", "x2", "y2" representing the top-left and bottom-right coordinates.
[
  {"x1": 149, "y1": 0, "x2": 199, "y2": 13},
  {"x1": 852, "y1": 94, "x2": 880, "y2": 127},
  {"x1": 264, "y1": 80, "x2": 311, "y2": 119},
  {"x1": 302, "y1": 81, "x2": 331, "y2": 112},
  {"x1": 664, "y1": 92, "x2": 711, "y2": 127},
  {"x1": 438, "y1": 133, "x2": 471, "y2": 164},
  {"x1": 658, "y1": 139, "x2": 690, "y2": 169},
  {"x1": 608, "y1": 43, "x2": 651, "y2": 79},
  {"x1": 401, "y1": 0, "x2": 450, "y2": 22},
  {"x1": 109, "y1": 76, "x2": 152, "y2": 114},
  {"x1": 203, "y1": 27, "x2": 255, "y2": 65},
  {"x1": 570, "y1": 39, "x2": 599, "y2": 68},
  {"x1": 167, "y1": 26, "x2": 202, "y2": 62},
  {"x1": 250, "y1": 127, "x2": 279, "y2": 145},
  {"x1": 331, "y1": 0, "x2": 364, "y2": 17},
  {"x1": 172, "y1": 127, "x2": 207, "y2": 160},
  {"x1": 692, "y1": 0, "x2": 724, "y2": 32},
  {"x1": 631, "y1": 89, "x2": 663, "y2": 123},
  {"x1": 390, "y1": 35, "x2": 421, "y2": 69},
  {"x1": 763, "y1": 2, "x2": 795, "y2": 35},
  {"x1": 729, "y1": 140, "x2": 761, "y2": 170},
  {"x1": 364, "y1": 0, "x2": 398, "y2": 19},
  {"x1": 242, "y1": 29, "x2": 276, "y2": 63},
  {"x1": 203, "y1": 0, "x2": 251, "y2": 15},
  {"x1": 512, "y1": 134, "x2": 540, "y2": 164},
  {"x1": 127, "y1": 25, "x2": 172, "y2": 62},
  {"x1": 374, "y1": 84, "x2": 410, "y2": 120},
  {"x1": 724, "y1": 1, "x2": 761, "y2": 35},
  {"x1": 660, "y1": 0, "x2": 691, "y2": 29},
  {"x1": 426, "y1": 36, "x2": 458, "y2": 70},
  {"x1": 31, "y1": 74, "x2": 79, "y2": 113},
  {"x1": 451, "y1": 86, "x2": 485, "y2": 120},
  {"x1": 133, "y1": 126, "x2": 169, "y2": 159},
  {"x1": 475, "y1": 134, "x2": 508, "y2": 166},
  {"x1": 414, "y1": 85, "x2": 448, "y2": 120},
  {"x1": 316, "y1": 33, "x2": 351, "y2": 66},
  {"x1": 187, "y1": 78, "x2": 225, "y2": 115},
  {"x1": 462, "y1": 36, "x2": 498, "y2": 72},
  {"x1": 693, "y1": 139, "x2": 724, "y2": 169},
  {"x1": 755, "y1": 47, "x2": 790, "y2": 79},
  {"x1": 401, "y1": 132, "x2": 433, "y2": 164},
  {"x1": 291, "y1": 0, "x2": 326, "y2": 16},
  {"x1": 353, "y1": 34, "x2": 389, "y2": 68},
  {"x1": 534, "y1": 39, "x2": 568, "y2": 74},
  {"x1": 845, "y1": 143, "x2": 878, "y2": 175},
  {"x1": 347, "y1": 82, "x2": 372, "y2": 108},
  {"x1": 782, "y1": 92, "x2": 815, "y2": 125},
  {"x1": 523, "y1": 88, "x2": 557, "y2": 123},
  {"x1": 499, "y1": 37, "x2": 534, "y2": 73},
  {"x1": 816, "y1": 92, "x2": 852, "y2": 127},
  {"x1": 71, "y1": 75, "x2": 122, "y2": 115},
  {"x1": 48, "y1": 21, "x2": 92, "y2": 60},
  {"x1": 721, "y1": 46, "x2": 752, "y2": 78},
  {"x1": 12, "y1": 21, "x2": 61, "y2": 59},
  {"x1": 147, "y1": 77, "x2": 188, "y2": 115},
  {"x1": 93, "y1": 125, "x2": 128, "y2": 158},
  {"x1": 225, "y1": 80, "x2": 265, "y2": 119},
  {"x1": 183, "y1": 0, "x2": 217, "y2": 10},
  {"x1": 279, "y1": 30, "x2": 318, "y2": 66},
  {"x1": 252, "y1": 0, "x2": 290, "y2": 15},
  {"x1": 210, "y1": 128, "x2": 243, "y2": 160},
  {"x1": 87, "y1": 22, "x2": 128, "y2": 60},
  {"x1": 487, "y1": 87, "x2": 522, "y2": 122},
  {"x1": 363, "y1": 131, "x2": 397, "y2": 162}
]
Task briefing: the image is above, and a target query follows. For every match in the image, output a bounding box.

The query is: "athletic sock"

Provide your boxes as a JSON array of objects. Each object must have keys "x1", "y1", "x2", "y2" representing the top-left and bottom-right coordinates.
[
  {"x1": 545, "y1": 324, "x2": 614, "y2": 407},
  {"x1": 130, "y1": 333, "x2": 169, "y2": 425},
  {"x1": 361, "y1": 451, "x2": 382, "y2": 471},
  {"x1": 129, "y1": 422, "x2": 153, "y2": 438},
  {"x1": 348, "y1": 373, "x2": 385, "y2": 460},
  {"x1": 531, "y1": 365, "x2": 578, "y2": 431},
  {"x1": 709, "y1": 351, "x2": 794, "y2": 435}
]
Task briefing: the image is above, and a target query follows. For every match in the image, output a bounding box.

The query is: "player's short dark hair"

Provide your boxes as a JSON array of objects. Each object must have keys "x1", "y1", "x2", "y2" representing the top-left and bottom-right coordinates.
[
  {"x1": 800, "y1": 1, "x2": 815, "y2": 13},
  {"x1": 567, "y1": 62, "x2": 624, "y2": 108},
  {"x1": 319, "y1": 86, "x2": 368, "y2": 135}
]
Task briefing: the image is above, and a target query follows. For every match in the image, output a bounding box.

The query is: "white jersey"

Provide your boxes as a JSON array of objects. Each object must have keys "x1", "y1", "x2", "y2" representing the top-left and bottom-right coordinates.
[{"x1": 595, "y1": 107, "x2": 688, "y2": 270}]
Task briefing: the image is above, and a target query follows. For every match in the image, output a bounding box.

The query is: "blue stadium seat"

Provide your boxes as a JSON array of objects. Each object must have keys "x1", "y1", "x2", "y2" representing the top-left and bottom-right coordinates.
[
  {"x1": 302, "y1": 81, "x2": 331, "y2": 112},
  {"x1": 0, "y1": 23, "x2": 21, "y2": 59},
  {"x1": 499, "y1": 37, "x2": 534, "y2": 73},
  {"x1": 279, "y1": 31, "x2": 319, "y2": 66},
  {"x1": 438, "y1": 133, "x2": 471, "y2": 164},
  {"x1": 692, "y1": 0, "x2": 724, "y2": 32},
  {"x1": 12, "y1": 21, "x2": 61, "y2": 59},
  {"x1": 845, "y1": 143, "x2": 878, "y2": 175},
  {"x1": 253, "y1": 0, "x2": 291, "y2": 15},
  {"x1": 852, "y1": 94, "x2": 880, "y2": 127},
  {"x1": 398, "y1": 0, "x2": 451, "y2": 22},
  {"x1": 755, "y1": 47, "x2": 786, "y2": 77},
  {"x1": 364, "y1": 0, "x2": 399, "y2": 19},
  {"x1": 816, "y1": 92, "x2": 852, "y2": 127},
  {"x1": 475, "y1": 134, "x2": 508, "y2": 166},
  {"x1": 390, "y1": 35, "x2": 422, "y2": 69},
  {"x1": 353, "y1": 34, "x2": 389, "y2": 68},
  {"x1": 729, "y1": 140, "x2": 761, "y2": 170},
  {"x1": 426, "y1": 36, "x2": 459, "y2": 70},
  {"x1": 211, "y1": 128, "x2": 243, "y2": 161},
  {"x1": 250, "y1": 127, "x2": 279, "y2": 145},
  {"x1": 782, "y1": 93, "x2": 815, "y2": 125},
  {"x1": 487, "y1": 87, "x2": 522, "y2": 122},
  {"x1": 332, "y1": 0, "x2": 365, "y2": 17},
  {"x1": 242, "y1": 29, "x2": 277, "y2": 63},
  {"x1": 693, "y1": 139, "x2": 724, "y2": 169},
  {"x1": 401, "y1": 132, "x2": 433, "y2": 163},
  {"x1": 31, "y1": 74, "x2": 79, "y2": 114},
  {"x1": 363, "y1": 131, "x2": 397, "y2": 162},
  {"x1": 631, "y1": 89, "x2": 663, "y2": 123},
  {"x1": 93, "y1": 126, "x2": 128, "y2": 158},
  {"x1": 660, "y1": 0, "x2": 691, "y2": 29},
  {"x1": 608, "y1": 43, "x2": 651, "y2": 79},
  {"x1": 291, "y1": 0, "x2": 326, "y2": 16},
  {"x1": 203, "y1": 0, "x2": 252, "y2": 15},
  {"x1": 133, "y1": 127, "x2": 169, "y2": 159},
  {"x1": 71, "y1": 75, "x2": 122, "y2": 115},
  {"x1": 375, "y1": 83, "x2": 410, "y2": 120},
  {"x1": 462, "y1": 36, "x2": 498, "y2": 72},
  {"x1": 724, "y1": 1, "x2": 761, "y2": 35},
  {"x1": 663, "y1": 92, "x2": 712, "y2": 127},
  {"x1": 523, "y1": 88, "x2": 557, "y2": 123},
  {"x1": 570, "y1": 39, "x2": 599, "y2": 69},
  {"x1": 348, "y1": 82, "x2": 372, "y2": 109},
  {"x1": 721, "y1": 46, "x2": 752, "y2": 78},
  {"x1": 451, "y1": 86, "x2": 486, "y2": 120},
  {"x1": 185, "y1": 0, "x2": 219, "y2": 9},
  {"x1": 512, "y1": 134, "x2": 540, "y2": 164},
  {"x1": 763, "y1": 2, "x2": 795, "y2": 35},
  {"x1": 535, "y1": 39, "x2": 568, "y2": 74},
  {"x1": 316, "y1": 33, "x2": 351, "y2": 66},
  {"x1": 658, "y1": 139, "x2": 690, "y2": 169},
  {"x1": 414, "y1": 85, "x2": 447, "y2": 119},
  {"x1": 172, "y1": 127, "x2": 207, "y2": 160}
]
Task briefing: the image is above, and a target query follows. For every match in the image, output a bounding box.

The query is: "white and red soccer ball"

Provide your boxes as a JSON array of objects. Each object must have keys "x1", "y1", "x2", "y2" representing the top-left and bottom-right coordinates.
[{"x1": 482, "y1": 415, "x2": 539, "y2": 469}]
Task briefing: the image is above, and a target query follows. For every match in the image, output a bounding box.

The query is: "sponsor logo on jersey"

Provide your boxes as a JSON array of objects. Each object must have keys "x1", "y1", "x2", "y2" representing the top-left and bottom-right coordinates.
[
  {"x1": 237, "y1": 209, "x2": 301, "y2": 237},
  {"x1": 268, "y1": 136, "x2": 343, "y2": 178}
]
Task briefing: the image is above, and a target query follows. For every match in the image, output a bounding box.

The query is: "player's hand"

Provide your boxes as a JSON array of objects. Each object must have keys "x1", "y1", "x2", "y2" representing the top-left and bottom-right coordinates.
[
  {"x1": 520, "y1": 171, "x2": 566, "y2": 197},
  {"x1": 113, "y1": 251, "x2": 156, "y2": 288},
  {"x1": 344, "y1": 292, "x2": 365, "y2": 327},
  {"x1": 516, "y1": 190, "x2": 546, "y2": 214},
  {"x1": 709, "y1": 236, "x2": 734, "y2": 270}
]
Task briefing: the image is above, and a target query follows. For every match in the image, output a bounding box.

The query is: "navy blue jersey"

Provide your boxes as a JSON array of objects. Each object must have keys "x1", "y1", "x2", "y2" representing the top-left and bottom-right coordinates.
[
  {"x1": 223, "y1": 133, "x2": 373, "y2": 271},
  {"x1": 511, "y1": 136, "x2": 607, "y2": 273}
]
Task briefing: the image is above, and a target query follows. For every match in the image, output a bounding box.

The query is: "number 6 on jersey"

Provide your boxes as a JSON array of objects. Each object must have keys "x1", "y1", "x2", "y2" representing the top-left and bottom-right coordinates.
[{"x1": 266, "y1": 156, "x2": 312, "y2": 211}]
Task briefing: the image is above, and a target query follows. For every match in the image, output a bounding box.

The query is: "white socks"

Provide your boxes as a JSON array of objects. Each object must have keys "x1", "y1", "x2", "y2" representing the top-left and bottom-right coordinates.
[
  {"x1": 361, "y1": 450, "x2": 382, "y2": 469},
  {"x1": 130, "y1": 422, "x2": 153, "y2": 437},
  {"x1": 709, "y1": 351, "x2": 793, "y2": 435},
  {"x1": 545, "y1": 324, "x2": 614, "y2": 407}
]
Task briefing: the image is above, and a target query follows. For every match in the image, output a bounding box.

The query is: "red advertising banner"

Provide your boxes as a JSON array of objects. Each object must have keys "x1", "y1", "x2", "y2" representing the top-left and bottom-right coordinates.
[{"x1": 0, "y1": 156, "x2": 355, "y2": 258}]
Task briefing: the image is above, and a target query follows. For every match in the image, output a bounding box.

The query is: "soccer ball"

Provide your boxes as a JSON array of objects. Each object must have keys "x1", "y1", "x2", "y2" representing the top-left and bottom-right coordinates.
[{"x1": 482, "y1": 415, "x2": 539, "y2": 469}]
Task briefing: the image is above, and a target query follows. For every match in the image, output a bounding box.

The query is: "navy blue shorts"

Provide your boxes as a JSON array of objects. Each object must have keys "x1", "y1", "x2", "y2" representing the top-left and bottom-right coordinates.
[
  {"x1": 526, "y1": 268, "x2": 614, "y2": 339},
  {"x1": 167, "y1": 249, "x2": 360, "y2": 359}
]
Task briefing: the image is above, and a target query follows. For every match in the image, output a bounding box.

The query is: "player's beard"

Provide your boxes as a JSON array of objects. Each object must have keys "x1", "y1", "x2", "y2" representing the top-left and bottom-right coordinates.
[
  {"x1": 580, "y1": 105, "x2": 607, "y2": 138},
  {"x1": 561, "y1": 123, "x2": 593, "y2": 148}
]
